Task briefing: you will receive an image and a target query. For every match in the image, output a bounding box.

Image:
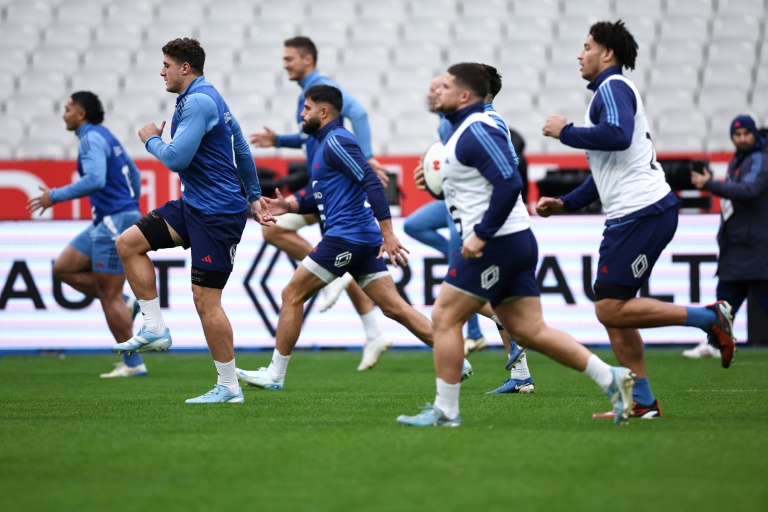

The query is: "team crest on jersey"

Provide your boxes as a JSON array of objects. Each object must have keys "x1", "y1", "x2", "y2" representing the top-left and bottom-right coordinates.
[
  {"x1": 481, "y1": 265, "x2": 500, "y2": 290},
  {"x1": 631, "y1": 254, "x2": 648, "y2": 278},
  {"x1": 230, "y1": 244, "x2": 238, "y2": 265},
  {"x1": 334, "y1": 251, "x2": 352, "y2": 268}
]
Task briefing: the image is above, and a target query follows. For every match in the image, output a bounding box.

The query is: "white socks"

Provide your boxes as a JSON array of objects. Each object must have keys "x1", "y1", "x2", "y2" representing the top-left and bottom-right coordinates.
[
  {"x1": 434, "y1": 378, "x2": 461, "y2": 419},
  {"x1": 137, "y1": 297, "x2": 166, "y2": 335},
  {"x1": 583, "y1": 354, "x2": 614, "y2": 391},
  {"x1": 268, "y1": 348, "x2": 291, "y2": 380},
  {"x1": 510, "y1": 352, "x2": 531, "y2": 380},
  {"x1": 214, "y1": 359, "x2": 239, "y2": 394},
  {"x1": 360, "y1": 310, "x2": 384, "y2": 342}
]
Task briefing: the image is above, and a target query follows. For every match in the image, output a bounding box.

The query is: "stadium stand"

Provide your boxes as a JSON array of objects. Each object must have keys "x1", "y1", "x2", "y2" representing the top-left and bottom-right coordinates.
[{"x1": 0, "y1": 0, "x2": 765, "y2": 158}]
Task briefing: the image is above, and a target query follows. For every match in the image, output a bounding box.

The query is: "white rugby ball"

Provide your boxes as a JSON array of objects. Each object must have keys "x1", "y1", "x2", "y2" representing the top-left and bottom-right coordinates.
[{"x1": 421, "y1": 141, "x2": 445, "y2": 199}]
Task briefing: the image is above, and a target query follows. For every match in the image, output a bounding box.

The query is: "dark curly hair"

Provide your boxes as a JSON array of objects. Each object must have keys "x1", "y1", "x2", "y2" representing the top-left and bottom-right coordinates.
[
  {"x1": 447, "y1": 62, "x2": 490, "y2": 100},
  {"x1": 70, "y1": 91, "x2": 105, "y2": 124},
  {"x1": 481, "y1": 63, "x2": 502, "y2": 98},
  {"x1": 162, "y1": 37, "x2": 205, "y2": 74},
  {"x1": 589, "y1": 20, "x2": 638, "y2": 71}
]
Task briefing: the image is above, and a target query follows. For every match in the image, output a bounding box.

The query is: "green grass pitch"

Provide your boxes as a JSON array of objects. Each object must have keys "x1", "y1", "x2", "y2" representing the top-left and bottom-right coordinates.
[{"x1": 1, "y1": 348, "x2": 766, "y2": 512}]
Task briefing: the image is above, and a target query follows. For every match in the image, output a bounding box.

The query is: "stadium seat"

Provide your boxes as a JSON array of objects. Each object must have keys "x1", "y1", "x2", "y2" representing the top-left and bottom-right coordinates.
[
  {"x1": 226, "y1": 68, "x2": 280, "y2": 96},
  {"x1": 69, "y1": 70, "x2": 122, "y2": 101},
  {"x1": 3, "y1": 1, "x2": 54, "y2": 27},
  {"x1": 107, "y1": 92, "x2": 164, "y2": 122},
  {"x1": 3, "y1": 94, "x2": 57, "y2": 119},
  {"x1": 55, "y1": 1, "x2": 106, "y2": 26},
  {"x1": 305, "y1": 0, "x2": 357, "y2": 23},
  {"x1": 387, "y1": 134, "x2": 439, "y2": 155},
  {"x1": 199, "y1": 44, "x2": 237, "y2": 75},
  {"x1": 376, "y1": 90, "x2": 425, "y2": 117},
  {"x1": 359, "y1": 2, "x2": 407, "y2": 22},
  {"x1": 706, "y1": 40, "x2": 757, "y2": 65},
  {"x1": 656, "y1": 108, "x2": 708, "y2": 139},
  {"x1": 653, "y1": 133, "x2": 705, "y2": 153},
  {"x1": 446, "y1": 43, "x2": 497, "y2": 67},
  {"x1": 505, "y1": 16, "x2": 554, "y2": 44},
  {"x1": 16, "y1": 70, "x2": 69, "y2": 97},
  {"x1": 385, "y1": 67, "x2": 440, "y2": 93},
  {"x1": 665, "y1": 0, "x2": 716, "y2": 17},
  {"x1": 0, "y1": 47, "x2": 29, "y2": 77},
  {"x1": 542, "y1": 66, "x2": 585, "y2": 91},
  {"x1": 393, "y1": 43, "x2": 443, "y2": 68},
  {"x1": 42, "y1": 24, "x2": 94, "y2": 51},
  {"x1": 410, "y1": 0, "x2": 459, "y2": 22},
  {"x1": 198, "y1": 23, "x2": 248, "y2": 49},
  {"x1": 350, "y1": 20, "x2": 401, "y2": 45},
  {"x1": 561, "y1": 0, "x2": 612, "y2": 18},
  {"x1": 461, "y1": 0, "x2": 509, "y2": 19},
  {"x1": 705, "y1": 132, "x2": 733, "y2": 152},
  {"x1": 654, "y1": 40, "x2": 706, "y2": 67},
  {"x1": 92, "y1": 22, "x2": 144, "y2": 50},
  {"x1": 400, "y1": 19, "x2": 452, "y2": 44},
  {"x1": 257, "y1": 0, "x2": 307, "y2": 21},
  {"x1": 537, "y1": 88, "x2": 591, "y2": 113},
  {"x1": 717, "y1": 0, "x2": 765, "y2": 16},
  {"x1": 143, "y1": 23, "x2": 200, "y2": 51},
  {"x1": 0, "y1": 141, "x2": 14, "y2": 159},
  {"x1": 701, "y1": 62, "x2": 753, "y2": 91},
  {"x1": 614, "y1": 0, "x2": 663, "y2": 18},
  {"x1": 510, "y1": 0, "x2": 560, "y2": 20},
  {"x1": 497, "y1": 41, "x2": 547, "y2": 68},
  {"x1": 15, "y1": 139, "x2": 66, "y2": 159},
  {"x1": 644, "y1": 88, "x2": 697, "y2": 112},
  {"x1": 298, "y1": 20, "x2": 350, "y2": 47},
  {"x1": 658, "y1": 16, "x2": 711, "y2": 43},
  {"x1": 329, "y1": 66, "x2": 384, "y2": 94},
  {"x1": 156, "y1": 0, "x2": 207, "y2": 25},
  {"x1": 206, "y1": 0, "x2": 257, "y2": 24},
  {"x1": 647, "y1": 63, "x2": 700, "y2": 90},
  {"x1": 104, "y1": 1, "x2": 156, "y2": 25},
  {"x1": 342, "y1": 44, "x2": 391, "y2": 68},
  {"x1": 29, "y1": 47, "x2": 81, "y2": 74},
  {"x1": 453, "y1": 18, "x2": 504, "y2": 43},
  {"x1": 698, "y1": 88, "x2": 751, "y2": 116},
  {"x1": 0, "y1": 117, "x2": 25, "y2": 147},
  {"x1": 249, "y1": 22, "x2": 300, "y2": 46},
  {"x1": 711, "y1": 14, "x2": 762, "y2": 42},
  {"x1": 0, "y1": 24, "x2": 43, "y2": 52},
  {"x1": 82, "y1": 46, "x2": 133, "y2": 72},
  {"x1": 28, "y1": 115, "x2": 75, "y2": 145}
]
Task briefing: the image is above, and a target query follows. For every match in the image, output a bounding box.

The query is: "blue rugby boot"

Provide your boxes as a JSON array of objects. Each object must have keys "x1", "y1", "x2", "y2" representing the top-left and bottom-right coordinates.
[
  {"x1": 236, "y1": 367, "x2": 284, "y2": 390},
  {"x1": 505, "y1": 342, "x2": 526, "y2": 370},
  {"x1": 461, "y1": 358, "x2": 473, "y2": 381},
  {"x1": 113, "y1": 326, "x2": 172, "y2": 355},
  {"x1": 185, "y1": 384, "x2": 244, "y2": 404},
  {"x1": 486, "y1": 376, "x2": 535, "y2": 394},
  {"x1": 604, "y1": 367, "x2": 635, "y2": 425},
  {"x1": 397, "y1": 403, "x2": 461, "y2": 427}
]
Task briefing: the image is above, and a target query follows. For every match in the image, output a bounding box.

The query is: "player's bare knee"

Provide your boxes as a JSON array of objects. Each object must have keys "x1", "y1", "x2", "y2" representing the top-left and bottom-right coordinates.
[{"x1": 595, "y1": 301, "x2": 625, "y2": 328}]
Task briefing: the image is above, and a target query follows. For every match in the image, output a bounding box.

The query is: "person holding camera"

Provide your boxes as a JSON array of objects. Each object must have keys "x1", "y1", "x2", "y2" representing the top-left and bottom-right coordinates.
[{"x1": 687, "y1": 115, "x2": 768, "y2": 358}]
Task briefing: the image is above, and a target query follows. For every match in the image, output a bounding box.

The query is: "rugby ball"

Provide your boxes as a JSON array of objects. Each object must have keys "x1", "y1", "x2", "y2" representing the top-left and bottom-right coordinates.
[{"x1": 421, "y1": 141, "x2": 445, "y2": 199}]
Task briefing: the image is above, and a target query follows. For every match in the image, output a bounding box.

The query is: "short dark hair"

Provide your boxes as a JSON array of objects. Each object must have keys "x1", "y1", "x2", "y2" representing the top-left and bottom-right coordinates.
[
  {"x1": 162, "y1": 37, "x2": 205, "y2": 74},
  {"x1": 304, "y1": 84, "x2": 343, "y2": 114},
  {"x1": 589, "y1": 20, "x2": 638, "y2": 71},
  {"x1": 70, "y1": 91, "x2": 105, "y2": 124},
  {"x1": 285, "y1": 36, "x2": 318, "y2": 66},
  {"x1": 446, "y1": 63, "x2": 490, "y2": 100},
  {"x1": 481, "y1": 64, "x2": 502, "y2": 98}
]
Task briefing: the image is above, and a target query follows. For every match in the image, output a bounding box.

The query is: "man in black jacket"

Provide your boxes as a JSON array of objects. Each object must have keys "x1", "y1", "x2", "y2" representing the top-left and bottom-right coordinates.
[{"x1": 686, "y1": 114, "x2": 768, "y2": 358}]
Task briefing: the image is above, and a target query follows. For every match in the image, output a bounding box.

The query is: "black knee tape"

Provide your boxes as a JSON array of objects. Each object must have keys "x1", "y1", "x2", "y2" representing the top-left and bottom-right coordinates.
[
  {"x1": 593, "y1": 280, "x2": 640, "y2": 301},
  {"x1": 136, "y1": 210, "x2": 175, "y2": 251},
  {"x1": 191, "y1": 265, "x2": 230, "y2": 290}
]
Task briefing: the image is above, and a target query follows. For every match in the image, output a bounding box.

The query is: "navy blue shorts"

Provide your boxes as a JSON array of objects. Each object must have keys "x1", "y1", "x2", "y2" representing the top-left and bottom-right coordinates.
[
  {"x1": 595, "y1": 205, "x2": 678, "y2": 292},
  {"x1": 444, "y1": 229, "x2": 540, "y2": 308},
  {"x1": 156, "y1": 198, "x2": 248, "y2": 273},
  {"x1": 304, "y1": 236, "x2": 389, "y2": 289}
]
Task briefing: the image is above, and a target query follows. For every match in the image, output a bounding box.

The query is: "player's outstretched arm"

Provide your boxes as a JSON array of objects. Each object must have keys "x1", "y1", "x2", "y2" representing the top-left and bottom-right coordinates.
[
  {"x1": 536, "y1": 197, "x2": 565, "y2": 217},
  {"x1": 249, "y1": 126, "x2": 278, "y2": 147},
  {"x1": 377, "y1": 219, "x2": 410, "y2": 269}
]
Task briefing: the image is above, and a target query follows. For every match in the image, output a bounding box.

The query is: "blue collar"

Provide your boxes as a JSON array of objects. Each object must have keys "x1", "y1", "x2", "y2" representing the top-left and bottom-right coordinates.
[
  {"x1": 483, "y1": 101, "x2": 494, "y2": 110},
  {"x1": 177, "y1": 76, "x2": 207, "y2": 101},
  {"x1": 445, "y1": 101, "x2": 485, "y2": 127},
  {"x1": 312, "y1": 118, "x2": 344, "y2": 141},
  {"x1": 587, "y1": 66, "x2": 623, "y2": 91},
  {"x1": 299, "y1": 69, "x2": 322, "y2": 91},
  {"x1": 75, "y1": 122, "x2": 93, "y2": 139}
]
